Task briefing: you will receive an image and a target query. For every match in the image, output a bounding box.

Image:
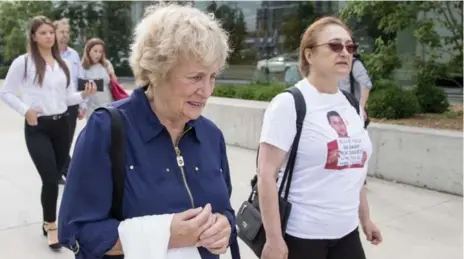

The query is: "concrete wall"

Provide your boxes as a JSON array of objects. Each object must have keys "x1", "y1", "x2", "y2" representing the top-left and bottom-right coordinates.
[{"x1": 203, "y1": 97, "x2": 463, "y2": 196}]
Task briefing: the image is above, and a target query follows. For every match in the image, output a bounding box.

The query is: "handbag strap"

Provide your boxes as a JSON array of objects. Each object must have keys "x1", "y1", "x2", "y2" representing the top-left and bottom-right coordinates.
[
  {"x1": 95, "y1": 106, "x2": 127, "y2": 221},
  {"x1": 277, "y1": 86, "x2": 306, "y2": 200},
  {"x1": 104, "y1": 62, "x2": 118, "y2": 82},
  {"x1": 349, "y1": 59, "x2": 356, "y2": 95},
  {"x1": 341, "y1": 89, "x2": 360, "y2": 115},
  {"x1": 341, "y1": 89, "x2": 370, "y2": 128}
]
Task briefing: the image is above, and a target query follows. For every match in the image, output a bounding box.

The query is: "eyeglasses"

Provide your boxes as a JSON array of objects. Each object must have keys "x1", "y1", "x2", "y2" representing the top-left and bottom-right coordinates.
[{"x1": 312, "y1": 42, "x2": 358, "y2": 54}]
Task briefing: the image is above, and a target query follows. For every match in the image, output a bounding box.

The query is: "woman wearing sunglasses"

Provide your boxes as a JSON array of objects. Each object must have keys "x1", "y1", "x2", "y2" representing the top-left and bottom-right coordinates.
[{"x1": 257, "y1": 16, "x2": 382, "y2": 259}]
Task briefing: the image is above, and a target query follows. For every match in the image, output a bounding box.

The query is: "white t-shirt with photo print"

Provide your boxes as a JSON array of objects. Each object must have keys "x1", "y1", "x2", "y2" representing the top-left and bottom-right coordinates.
[{"x1": 259, "y1": 78, "x2": 372, "y2": 239}]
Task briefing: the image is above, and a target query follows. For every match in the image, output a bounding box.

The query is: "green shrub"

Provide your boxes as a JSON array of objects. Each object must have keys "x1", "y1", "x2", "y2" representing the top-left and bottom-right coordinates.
[
  {"x1": 0, "y1": 66, "x2": 9, "y2": 79},
  {"x1": 213, "y1": 84, "x2": 237, "y2": 98},
  {"x1": 234, "y1": 86, "x2": 257, "y2": 100},
  {"x1": 113, "y1": 60, "x2": 133, "y2": 77},
  {"x1": 367, "y1": 84, "x2": 420, "y2": 120},
  {"x1": 443, "y1": 109, "x2": 463, "y2": 118},
  {"x1": 253, "y1": 84, "x2": 287, "y2": 101},
  {"x1": 213, "y1": 83, "x2": 287, "y2": 101},
  {"x1": 412, "y1": 59, "x2": 450, "y2": 113},
  {"x1": 412, "y1": 85, "x2": 449, "y2": 113},
  {"x1": 371, "y1": 78, "x2": 396, "y2": 93}
]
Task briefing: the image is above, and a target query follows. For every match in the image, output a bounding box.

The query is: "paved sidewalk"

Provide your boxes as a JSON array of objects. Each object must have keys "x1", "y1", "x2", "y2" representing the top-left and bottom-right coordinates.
[{"x1": 0, "y1": 99, "x2": 462, "y2": 259}]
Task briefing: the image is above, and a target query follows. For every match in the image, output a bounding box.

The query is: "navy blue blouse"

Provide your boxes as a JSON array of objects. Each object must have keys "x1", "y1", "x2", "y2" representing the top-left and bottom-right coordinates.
[{"x1": 58, "y1": 87, "x2": 237, "y2": 259}]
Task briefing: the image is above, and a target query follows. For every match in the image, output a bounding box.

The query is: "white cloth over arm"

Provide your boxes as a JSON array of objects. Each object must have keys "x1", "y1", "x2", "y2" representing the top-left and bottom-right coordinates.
[{"x1": 118, "y1": 214, "x2": 202, "y2": 259}]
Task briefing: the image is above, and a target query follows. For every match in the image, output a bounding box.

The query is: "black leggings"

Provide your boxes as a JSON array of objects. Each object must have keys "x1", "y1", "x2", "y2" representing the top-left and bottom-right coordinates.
[
  {"x1": 25, "y1": 113, "x2": 70, "y2": 222},
  {"x1": 285, "y1": 228, "x2": 366, "y2": 259}
]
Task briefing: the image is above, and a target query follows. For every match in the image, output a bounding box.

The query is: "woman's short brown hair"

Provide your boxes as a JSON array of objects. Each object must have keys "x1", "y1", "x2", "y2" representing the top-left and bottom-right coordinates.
[
  {"x1": 298, "y1": 16, "x2": 351, "y2": 77},
  {"x1": 82, "y1": 37, "x2": 110, "y2": 70}
]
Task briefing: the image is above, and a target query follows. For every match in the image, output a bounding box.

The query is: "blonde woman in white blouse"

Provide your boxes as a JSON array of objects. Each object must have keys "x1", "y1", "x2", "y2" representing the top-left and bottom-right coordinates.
[{"x1": 0, "y1": 16, "x2": 95, "y2": 250}]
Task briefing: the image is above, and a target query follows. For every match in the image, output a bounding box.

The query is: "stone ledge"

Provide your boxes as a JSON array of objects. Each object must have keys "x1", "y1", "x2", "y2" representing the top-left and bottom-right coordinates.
[{"x1": 203, "y1": 97, "x2": 463, "y2": 196}]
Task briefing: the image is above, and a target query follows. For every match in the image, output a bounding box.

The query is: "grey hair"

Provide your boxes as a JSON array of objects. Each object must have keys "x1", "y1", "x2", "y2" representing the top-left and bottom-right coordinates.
[{"x1": 53, "y1": 18, "x2": 70, "y2": 28}]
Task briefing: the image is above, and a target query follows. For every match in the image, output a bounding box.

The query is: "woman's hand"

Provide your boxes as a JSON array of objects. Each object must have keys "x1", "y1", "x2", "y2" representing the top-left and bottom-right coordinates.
[
  {"x1": 361, "y1": 219, "x2": 382, "y2": 245},
  {"x1": 261, "y1": 236, "x2": 288, "y2": 259},
  {"x1": 25, "y1": 108, "x2": 42, "y2": 126},
  {"x1": 169, "y1": 204, "x2": 215, "y2": 249},
  {"x1": 362, "y1": 108, "x2": 367, "y2": 121},
  {"x1": 197, "y1": 213, "x2": 231, "y2": 254},
  {"x1": 78, "y1": 109, "x2": 87, "y2": 120},
  {"x1": 81, "y1": 81, "x2": 97, "y2": 99}
]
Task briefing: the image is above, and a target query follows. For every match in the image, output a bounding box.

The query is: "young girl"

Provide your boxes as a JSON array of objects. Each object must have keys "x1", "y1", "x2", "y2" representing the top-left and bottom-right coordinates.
[
  {"x1": 0, "y1": 16, "x2": 95, "y2": 250},
  {"x1": 80, "y1": 37, "x2": 116, "y2": 119}
]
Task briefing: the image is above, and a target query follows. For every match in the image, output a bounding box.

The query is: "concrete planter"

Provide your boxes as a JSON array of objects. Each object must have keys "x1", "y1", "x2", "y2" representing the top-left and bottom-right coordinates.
[{"x1": 203, "y1": 97, "x2": 463, "y2": 196}]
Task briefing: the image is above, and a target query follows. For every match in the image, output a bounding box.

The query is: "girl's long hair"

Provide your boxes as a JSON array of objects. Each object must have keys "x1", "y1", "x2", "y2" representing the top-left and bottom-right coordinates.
[
  {"x1": 81, "y1": 37, "x2": 110, "y2": 70},
  {"x1": 28, "y1": 15, "x2": 70, "y2": 87}
]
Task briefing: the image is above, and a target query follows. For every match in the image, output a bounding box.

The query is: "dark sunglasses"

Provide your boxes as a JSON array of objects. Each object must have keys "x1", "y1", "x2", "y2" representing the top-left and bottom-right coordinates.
[{"x1": 313, "y1": 42, "x2": 358, "y2": 54}]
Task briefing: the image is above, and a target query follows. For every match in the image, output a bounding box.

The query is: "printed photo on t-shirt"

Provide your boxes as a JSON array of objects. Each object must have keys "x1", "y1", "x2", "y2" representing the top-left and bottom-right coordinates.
[
  {"x1": 325, "y1": 110, "x2": 367, "y2": 170},
  {"x1": 327, "y1": 111, "x2": 348, "y2": 137}
]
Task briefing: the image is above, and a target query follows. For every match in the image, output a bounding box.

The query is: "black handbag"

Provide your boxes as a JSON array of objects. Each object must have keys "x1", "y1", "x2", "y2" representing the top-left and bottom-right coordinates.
[{"x1": 235, "y1": 86, "x2": 306, "y2": 258}]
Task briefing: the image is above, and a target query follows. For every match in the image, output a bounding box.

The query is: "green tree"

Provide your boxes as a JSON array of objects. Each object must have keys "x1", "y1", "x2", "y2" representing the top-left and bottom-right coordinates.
[
  {"x1": 340, "y1": 1, "x2": 461, "y2": 113},
  {"x1": 434, "y1": 1, "x2": 463, "y2": 84},
  {"x1": 206, "y1": 1, "x2": 247, "y2": 64},
  {"x1": 0, "y1": 1, "x2": 133, "y2": 76},
  {"x1": 280, "y1": 2, "x2": 318, "y2": 52},
  {"x1": 157, "y1": 0, "x2": 194, "y2": 6},
  {"x1": 339, "y1": 1, "x2": 422, "y2": 82},
  {"x1": 0, "y1": 1, "x2": 55, "y2": 63},
  {"x1": 51, "y1": 1, "x2": 103, "y2": 53},
  {"x1": 340, "y1": 1, "x2": 462, "y2": 85},
  {"x1": 102, "y1": 1, "x2": 133, "y2": 75},
  {"x1": 52, "y1": 1, "x2": 132, "y2": 75}
]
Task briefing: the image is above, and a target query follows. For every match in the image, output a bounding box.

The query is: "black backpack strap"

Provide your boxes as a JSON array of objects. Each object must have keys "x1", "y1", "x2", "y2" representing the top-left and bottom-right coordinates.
[
  {"x1": 95, "y1": 106, "x2": 126, "y2": 221},
  {"x1": 341, "y1": 90, "x2": 360, "y2": 115},
  {"x1": 253, "y1": 86, "x2": 306, "y2": 193},
  {"x1": 349, "y1": 59, "x2": 356, "y2": 95},
  {"x1": 341, "y1": 90, "x2": 370, "y2": 128},
  {"x1": 278, "y1": 86, "x2": 306, "y2": 200}
]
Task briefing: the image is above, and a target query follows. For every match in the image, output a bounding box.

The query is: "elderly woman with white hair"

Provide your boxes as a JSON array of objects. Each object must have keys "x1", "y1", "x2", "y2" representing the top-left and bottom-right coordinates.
[{"x1": 58, "y1": 4, "x2": 240, "y2": 259}]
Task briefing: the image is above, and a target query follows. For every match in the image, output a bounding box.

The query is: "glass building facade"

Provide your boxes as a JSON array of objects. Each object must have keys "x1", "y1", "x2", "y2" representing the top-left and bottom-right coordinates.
[
  {"x1": 129, "y1": 1, "x2": 460, "y2": 87},
  {"x1": 130, "y1": 0, "x2": 345, "y2": 82}
]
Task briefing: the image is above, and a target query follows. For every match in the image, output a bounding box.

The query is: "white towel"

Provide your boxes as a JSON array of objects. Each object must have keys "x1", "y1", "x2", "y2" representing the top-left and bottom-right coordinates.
[{"x1": 118, "y1": 214, "x2": 202, "y2": 259}]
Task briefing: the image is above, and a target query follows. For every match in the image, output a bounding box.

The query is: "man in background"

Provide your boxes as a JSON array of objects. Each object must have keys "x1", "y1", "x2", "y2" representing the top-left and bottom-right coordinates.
[
  {"x1": 54, "y1": 18, "x2": 86, "y2": 184},
  {"x1": 339, "y1": 40, "x2": 373, "y2": 117},
  {"x1": 339, "y1": 40, "x2": 372, "y2": 185}
]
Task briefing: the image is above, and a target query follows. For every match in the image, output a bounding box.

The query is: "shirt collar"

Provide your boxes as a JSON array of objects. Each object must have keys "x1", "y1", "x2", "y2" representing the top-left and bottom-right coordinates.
[
  {"x1": 61, "y1": 47, "x2": 70, "y2": 56},
  {"x1": 129, "y1": 86, "x2": 206, "y2": 144}
]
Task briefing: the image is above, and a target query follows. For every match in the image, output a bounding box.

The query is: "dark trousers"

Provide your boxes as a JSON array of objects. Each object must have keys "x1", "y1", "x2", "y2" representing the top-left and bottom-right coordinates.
[
  {"x1": 25, "y1": 113, "x2": 70, "y2": 222},
  {"x1": 285, "y1": 228, "x2": 366, "y2": 259},
  {"x1": 62, "y1": 105, "x2": 79, "y2": 177}
]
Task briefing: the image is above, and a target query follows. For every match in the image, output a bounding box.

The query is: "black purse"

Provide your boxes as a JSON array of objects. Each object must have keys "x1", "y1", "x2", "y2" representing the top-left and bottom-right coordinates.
[{"x1": 235, "y1": 86, "x2": 306, "y2": 258}]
